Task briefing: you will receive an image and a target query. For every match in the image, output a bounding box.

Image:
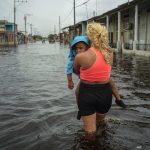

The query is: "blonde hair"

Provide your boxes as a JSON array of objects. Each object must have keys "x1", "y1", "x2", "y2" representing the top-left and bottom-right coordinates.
[{"x1": 87, "y1": 22, "x2": 113, "y2": 64}]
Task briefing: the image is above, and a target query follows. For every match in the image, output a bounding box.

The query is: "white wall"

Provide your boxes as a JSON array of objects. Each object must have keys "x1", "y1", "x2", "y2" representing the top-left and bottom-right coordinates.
[{"x1": 138, "y1": 10, "x2": 147, "y2": 45}]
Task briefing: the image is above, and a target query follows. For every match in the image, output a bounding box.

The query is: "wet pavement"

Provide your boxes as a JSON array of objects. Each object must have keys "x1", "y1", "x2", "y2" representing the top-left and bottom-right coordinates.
[{"x1": 0, "y1": 42, "x2": 150, "y2": 150}]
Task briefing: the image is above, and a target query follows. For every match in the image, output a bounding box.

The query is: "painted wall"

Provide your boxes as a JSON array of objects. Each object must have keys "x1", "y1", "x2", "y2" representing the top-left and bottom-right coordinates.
[
  {"x1": 138, "y1": 10, "x2": 147, "y2": 45},
  {"x1": 6, "y1": 24, "x2": 13, "y2": 32},
  {"x1": 138, "y1": 9, "x2": 150, "y2": 50},
  {"x1": 138, "y1": 10, "x2": 150, "y2": 44},
  {"x1": 112, "y1": 15, "x2": 117, "y2": 46},
  {"x1": 122, "y1": 8, "x2": 134, "y2": 50}
]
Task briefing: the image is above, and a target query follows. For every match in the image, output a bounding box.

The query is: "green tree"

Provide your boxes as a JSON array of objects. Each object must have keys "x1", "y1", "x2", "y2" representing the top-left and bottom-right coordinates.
[{"x1": 32, "y1": 35, "x2": 43, "y2": 40}]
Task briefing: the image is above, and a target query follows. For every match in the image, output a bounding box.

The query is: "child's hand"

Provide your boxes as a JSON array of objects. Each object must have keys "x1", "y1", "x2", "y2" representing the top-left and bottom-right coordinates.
[
  {"x1": 68, "y1": 80, "x2": 74, "y2": 89},
  {"x1": 115, "y1": 100, "x2": 127, "y2": 108}
]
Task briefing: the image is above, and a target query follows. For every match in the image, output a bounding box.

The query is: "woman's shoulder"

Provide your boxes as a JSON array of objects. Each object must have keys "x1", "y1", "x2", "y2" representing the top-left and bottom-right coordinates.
[
  {"x1": 75, "y1": 51, "x2": 89, "y2": 64},
  {"x1": 75, "y1": 52, "x2": 85, "y2": 60}
]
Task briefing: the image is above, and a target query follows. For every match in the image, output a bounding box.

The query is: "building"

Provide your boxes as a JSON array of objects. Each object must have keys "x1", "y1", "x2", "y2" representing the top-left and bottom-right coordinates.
[
  {"x1": 0, "y1": 20, "x2": 7, "y2": 47},
  {"x1": 62, "y1": 0, "x2": 150, "y2": 56},
  {"x1": 0, "y1": 20, "x2": 18, "y2": 47}
]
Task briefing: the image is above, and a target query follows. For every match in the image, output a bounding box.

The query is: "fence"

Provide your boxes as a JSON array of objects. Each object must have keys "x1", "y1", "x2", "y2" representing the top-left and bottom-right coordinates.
[
  {"x1": 136, "y1": 44, "x2": 150, "y2": 51},
  {"x1": 124, "y1": 43, "x2": 133, "y2": 50}
]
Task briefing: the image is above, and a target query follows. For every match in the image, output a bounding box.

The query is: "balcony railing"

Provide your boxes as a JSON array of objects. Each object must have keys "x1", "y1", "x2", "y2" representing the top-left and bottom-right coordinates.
[
  {"x1": 124, "y1": 43, "x2": 133, "y2": 50},
  {"x1": 136, "y1": 44, "x2": 150, "y2": 51}
]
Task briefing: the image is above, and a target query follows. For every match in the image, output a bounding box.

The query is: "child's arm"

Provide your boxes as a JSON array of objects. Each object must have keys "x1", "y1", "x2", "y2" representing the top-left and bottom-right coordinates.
[
  {"x1": 67, "y1": 74, "x2": 74, "y2": 89},
  {"x1": 110, "y1": 79, "x2": 126, "y2": 108},
  {"x1": 66, "y1": 50, "x2": 75, "y2": 75},
  {"x1": 66, "y1": 50, "x2": 75, "y2": 89},
  {"x1": 109, "y1": 79, "x2": 121, "y2": 100}
]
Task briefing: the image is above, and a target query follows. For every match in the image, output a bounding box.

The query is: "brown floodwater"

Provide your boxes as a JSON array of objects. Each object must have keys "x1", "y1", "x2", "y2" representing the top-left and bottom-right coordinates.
[{"x1": 0, "y1": 42, "x2": 150, "y2": 150}]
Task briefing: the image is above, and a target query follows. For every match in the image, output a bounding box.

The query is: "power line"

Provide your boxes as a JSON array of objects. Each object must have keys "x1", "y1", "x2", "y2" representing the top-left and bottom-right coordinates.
[
  {"x1": 4, "y1": 1, "x2": 26, "y2": 21},
  {"x1": 62, "y1": 7, "x2": 74, "y2": 22},
  {"x1": 76, "y1": 0, "x2": 90, "y2": 8},
  {"x1": 61, "y1": 0, "x2": 91, "y2": 28}
]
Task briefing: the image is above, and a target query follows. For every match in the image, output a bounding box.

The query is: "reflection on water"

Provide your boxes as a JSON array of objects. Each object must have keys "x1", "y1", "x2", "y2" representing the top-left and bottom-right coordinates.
[{"x1": 0, "y1": 42, "x2": 150, "y2": 150}]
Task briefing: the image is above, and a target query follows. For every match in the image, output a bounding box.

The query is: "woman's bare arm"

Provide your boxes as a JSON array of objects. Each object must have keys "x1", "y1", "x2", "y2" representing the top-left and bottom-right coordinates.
[{"x1": 74, "y1": 54, "x2": 82, "y2": 73}]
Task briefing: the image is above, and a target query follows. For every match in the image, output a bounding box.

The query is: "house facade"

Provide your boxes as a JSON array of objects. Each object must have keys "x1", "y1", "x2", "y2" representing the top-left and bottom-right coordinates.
[
  {"x1": 62, "y1": 0, "x2": 150, "y2": 56},
  {"x1": 62, "y1": 21, "x2": 87, "y2": 44},
  {"x1": 0, "y1": 20, "x2": 18, "y2": 47},
  {"x1": 0, "y1": 20, "x2": 7, "y2": 46}
]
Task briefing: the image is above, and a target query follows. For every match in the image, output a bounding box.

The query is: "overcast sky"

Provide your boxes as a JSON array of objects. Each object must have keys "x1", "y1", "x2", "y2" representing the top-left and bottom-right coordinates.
[{"x1": 0, "y1": 0, "x2": 131, "y2": 36}]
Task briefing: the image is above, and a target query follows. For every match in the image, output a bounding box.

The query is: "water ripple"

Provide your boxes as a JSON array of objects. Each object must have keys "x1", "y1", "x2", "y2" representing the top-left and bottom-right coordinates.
[{"x1": 0, "y1": 43, "x2": 150, "y2": 150}]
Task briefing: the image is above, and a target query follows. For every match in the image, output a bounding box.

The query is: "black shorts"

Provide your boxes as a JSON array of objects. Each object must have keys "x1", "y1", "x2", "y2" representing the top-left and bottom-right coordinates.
[{"x1": 78, "y1": 82, "x2": 112, "y2": 117}]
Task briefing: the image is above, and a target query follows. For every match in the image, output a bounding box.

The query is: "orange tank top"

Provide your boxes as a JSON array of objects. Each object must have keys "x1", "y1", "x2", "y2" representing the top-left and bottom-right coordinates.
[{"x1": 80, "y1": 47, "x2": 111, "y2": 82}]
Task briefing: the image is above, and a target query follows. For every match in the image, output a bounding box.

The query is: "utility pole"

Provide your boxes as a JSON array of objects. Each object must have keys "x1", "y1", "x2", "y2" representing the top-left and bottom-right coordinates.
[
  {"x1": 4, "y1": 17, "x2": 6, "y2": 46},
  {"x1": 24, "y1": 14, "x2": 32, "y2": 44},
  {"x1": 14, "y1": 0, "x2": 27, "y2": 46},
  {"x1": 24, "y1": 15, "x2": 27, "y2": 43},
  {"x1": 73, "y1": 0, "x2": 76, "y2": 37},
  {"x1": 54, "y1": 25, "x2": 56, "y2": 41},
  {"x1": 24, "y1": 16, "x2": 27, "y2": 36},
  {"x1": 14, "y1": 0, "x2": 16, "y2": 46},
  {"x1": 30, "y1": 24, "x2": 33, "y2": 42},
  {"x1": 74, "y1": 0, "x2": 76, "y2": 25},
  {"x1": 96, "y1": 0, "x2": 97, "y2": 16},
  {"x1": 86, "y1": 3, "x2": 88, "y2": 20},
  {"x1": 93, "y1": 11, "x2": 96, "y2": 17},
  {"x1": 30, "y1": 24, "x2": 33, "y2": 36},
  {"x1": 59, "y1": 16, "x2": 61, "y2": 41}
]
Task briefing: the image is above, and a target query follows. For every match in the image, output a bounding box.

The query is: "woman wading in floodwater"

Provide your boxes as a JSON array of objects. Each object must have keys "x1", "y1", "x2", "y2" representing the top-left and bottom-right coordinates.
[{"x1": 74, "y1": 22, "x2": 113, "y2": 143}]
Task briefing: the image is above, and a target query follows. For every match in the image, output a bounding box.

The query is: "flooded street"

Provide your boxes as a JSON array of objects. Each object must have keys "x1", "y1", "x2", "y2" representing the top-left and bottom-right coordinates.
[{"x1": 0, "y1": 42, "x2": 150, "y2": 150}]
